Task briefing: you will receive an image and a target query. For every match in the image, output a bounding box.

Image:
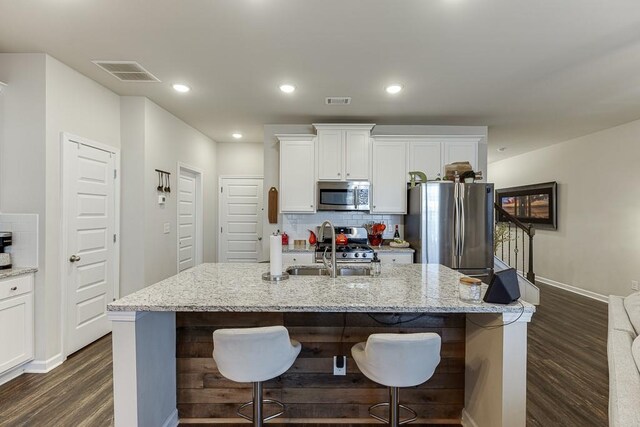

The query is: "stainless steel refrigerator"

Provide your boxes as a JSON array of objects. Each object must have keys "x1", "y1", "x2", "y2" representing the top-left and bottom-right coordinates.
[{"x1": 405, "y1": 182, "x2": 494, "y2": 277}]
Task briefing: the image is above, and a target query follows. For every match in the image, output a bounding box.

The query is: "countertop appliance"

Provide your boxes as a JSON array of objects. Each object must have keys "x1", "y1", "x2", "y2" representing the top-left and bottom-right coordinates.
[
  {"x1": 317, "y1": 181, "x2": 370, "y2": 211},
  {"x1": 0, "y1": 232, "x2": 12, "y2": 270},
  {"x1": 315, "y1": 226, "x2": 374, "y2": 262},
  {"x1": 405, "y1": 182, "x2": 494, "y2": 277}
]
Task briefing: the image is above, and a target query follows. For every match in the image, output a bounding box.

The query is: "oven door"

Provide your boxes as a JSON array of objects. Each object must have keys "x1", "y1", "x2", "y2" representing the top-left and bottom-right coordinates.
[{"x1": 317, "y1": 182, "x2": 369, "y2": 211}]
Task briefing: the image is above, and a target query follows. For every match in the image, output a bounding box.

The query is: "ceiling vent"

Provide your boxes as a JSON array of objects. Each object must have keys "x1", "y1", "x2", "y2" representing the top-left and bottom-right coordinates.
[
  {"x1": 92, "y1": 60, "x2": 161, "y2": 82},
  {"x1": 325, "y1": 97, "x2": 352, "y2": 105}
]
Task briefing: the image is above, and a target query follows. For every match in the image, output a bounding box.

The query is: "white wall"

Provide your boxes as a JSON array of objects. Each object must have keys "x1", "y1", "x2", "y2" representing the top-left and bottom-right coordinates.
[
  {"x1": 119, "y1": 97, "x2": 146, "y2": 296},
  {"x1": 0, "y1": 53, "x2": 121, "y2": 363},
  {"x1": 216, "y1": 141, "x2": 263, "y2": 176},
  {"x1": 488, "y1": 118, "x2": 640, "y2": 298},
  {"x1": 44, "y1": 55, "x2": 121, "y2": 358},
  {"x1": 143, "y1": 98, "x2": 217, "y2": 285}
]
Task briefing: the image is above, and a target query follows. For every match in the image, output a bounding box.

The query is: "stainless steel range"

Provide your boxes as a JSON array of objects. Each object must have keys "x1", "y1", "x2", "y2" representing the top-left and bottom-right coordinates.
[{"x1": 315, "y1": 226, "x2": 374, "y2": 263}]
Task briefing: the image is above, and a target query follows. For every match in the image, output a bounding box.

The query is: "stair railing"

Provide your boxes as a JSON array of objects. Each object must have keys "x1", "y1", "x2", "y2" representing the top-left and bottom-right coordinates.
[{"x1": 494, "y1": 203, "x2": 536, "y2": 282}]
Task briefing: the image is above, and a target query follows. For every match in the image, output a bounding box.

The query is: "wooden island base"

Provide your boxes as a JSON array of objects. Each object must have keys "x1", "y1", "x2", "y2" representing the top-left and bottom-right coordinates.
[{"x1": 176, "y1": 312, "x2": 466, "y2": 425}]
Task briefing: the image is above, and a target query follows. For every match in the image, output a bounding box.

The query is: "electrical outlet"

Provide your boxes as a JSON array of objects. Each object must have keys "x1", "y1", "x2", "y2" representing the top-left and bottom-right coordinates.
[
  {"x1": 632, "y1": 280, "x2": 639, "y2": 291},
  {"x1": 163, "y1": 222, "x2": 170, "y2": 234},
  {"x1": 333, "y1": 355, "x2": 346, "y2": 376}
]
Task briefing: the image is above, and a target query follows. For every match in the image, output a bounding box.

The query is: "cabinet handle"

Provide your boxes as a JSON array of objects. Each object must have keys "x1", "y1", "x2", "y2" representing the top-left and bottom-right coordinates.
[
  {"x1": 10, "y1": 286, "x2": 17, "y2": 291},
  {"x1": 310, "y1": 204, "x2": 313, "y2": 208},
  {"x1": 392, "y1": 259, "x2": 396, "y2": 262},
  {"x1": 293, "y1": 258, "x2": 297, "y2": 262},
  {"x1": 347, "y1": 173, "x2": 350, "y2": 176},
  {"x1": 337, "y1": 172, "x2": 341, "y2": 176}
]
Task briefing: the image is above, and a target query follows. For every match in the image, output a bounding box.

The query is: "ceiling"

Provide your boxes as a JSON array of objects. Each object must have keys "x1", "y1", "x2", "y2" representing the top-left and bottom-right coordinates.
[{"x1": 2, "y1": 0, "x2": 640, "y2": 161}]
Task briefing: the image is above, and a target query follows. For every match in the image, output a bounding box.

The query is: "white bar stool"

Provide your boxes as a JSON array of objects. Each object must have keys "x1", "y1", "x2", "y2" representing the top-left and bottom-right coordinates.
[
  {"x1": 212, "y1": 326, "x2": 301, "y2": 426},
  {"x1": 351, "y1": 333, "x2": 441, "y2": 426}
]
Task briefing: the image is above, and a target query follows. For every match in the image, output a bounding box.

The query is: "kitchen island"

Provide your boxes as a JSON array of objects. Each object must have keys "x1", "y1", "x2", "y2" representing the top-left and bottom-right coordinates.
[{"x1": 107, "y1": 263, "x2": 534, "y2": 427}]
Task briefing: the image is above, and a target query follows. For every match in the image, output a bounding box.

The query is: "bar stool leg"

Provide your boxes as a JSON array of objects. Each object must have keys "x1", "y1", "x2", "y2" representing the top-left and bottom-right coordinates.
[
  {"x1": 253, "y1": 382, "x2": 263, "y2": 427},
  {"x1": 389, "y1": 387, "x2": 399, "y2": 427}
]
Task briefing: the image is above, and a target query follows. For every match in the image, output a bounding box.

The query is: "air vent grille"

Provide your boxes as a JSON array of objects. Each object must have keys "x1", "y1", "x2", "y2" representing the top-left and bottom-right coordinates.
[
  {"x1": 92, "y1": 60, "x2": 160, "y2": 82},
  {"x1": 325, "y1": 97, "x2": 352, "y2": 105}
]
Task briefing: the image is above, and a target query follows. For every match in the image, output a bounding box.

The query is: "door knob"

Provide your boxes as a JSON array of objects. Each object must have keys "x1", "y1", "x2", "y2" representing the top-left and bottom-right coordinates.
[
  {"x1": 69, "y1": 254, "x2": 81, "y2": 262},
  {"x1": 258, "y1": 237, "x2": 262, "y2": 241}
]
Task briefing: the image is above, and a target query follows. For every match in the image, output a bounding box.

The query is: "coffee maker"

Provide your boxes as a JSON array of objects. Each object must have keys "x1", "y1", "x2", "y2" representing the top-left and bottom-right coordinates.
[{"x1": 0, "y1": 232, "x2": 12, "y2": 270}]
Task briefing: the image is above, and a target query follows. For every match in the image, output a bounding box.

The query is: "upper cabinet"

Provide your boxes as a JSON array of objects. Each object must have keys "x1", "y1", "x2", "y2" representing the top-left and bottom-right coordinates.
[
  {"x1": 278, "y1": 135, "x2": 316, "y2": 213},
  {"x1": 408, "y1": 140, "x2": 443, "y2": 180},
  {"x1": 442, "y1": 139, "x2": 478, "y2": 170},
  {"x1": 371, "y1": 140, "x2": 407, "y2": 214},
  {"x1": 314, "y1": 124, "x2": 374, "y2": 181}
]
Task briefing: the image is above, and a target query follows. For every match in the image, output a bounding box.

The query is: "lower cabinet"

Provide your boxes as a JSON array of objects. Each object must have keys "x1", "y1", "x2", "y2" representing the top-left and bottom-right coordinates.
[
  {"x1": 0, "y1": 274, "x2": 34, "y2": 375},
  {"x1": 282, "y1": 252, "x2": 315, "y2": 267},
  {"x1": 377, "y1": 253, "x2": 414, "y2": 264}
]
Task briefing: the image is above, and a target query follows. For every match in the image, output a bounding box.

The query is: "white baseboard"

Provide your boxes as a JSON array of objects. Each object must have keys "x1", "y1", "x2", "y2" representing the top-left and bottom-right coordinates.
[
  {"x1": 537, "y1": 275, "x2": 608, "y2": 303},
  {"x1": 0, "y1": 362, "x2": 29, "y2": 386},
  {"x1": 461, "y1": 409, "x2": 479, "y2": 427},
  {"x1": 161, "y1": 409, "x2": 179, "y2": 427},
  {"x1": 24, "y1": 352, "x2": 65, "y2": 373}
]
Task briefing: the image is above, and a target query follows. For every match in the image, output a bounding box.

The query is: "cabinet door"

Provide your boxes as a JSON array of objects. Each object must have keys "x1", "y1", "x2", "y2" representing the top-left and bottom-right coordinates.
[
  {"x1": 408, "y1": 141, "x2": 442, "y2": 180},
  {"x1": 377, "y1": 253, "x2": 414, "y2": 264},
  {"x1": 344, "y1": 130, "x2": 370, "y2": 180},
  {"x1": 282, "y1": 252, "x2": 314, "y2": 267},
  {"x1": 443, "y1": 141, "x2": 478, "y2": 170},
  {"x1": 317, "y1": 130, "x2": 344, "y2": 180},
  {"x1": 280, "y1": 140, "x2": 316, "y2": 213},
  {"x1": 0, "y1": 293, "x2": 34, "y2": 373},
  {"x1": 371, "y1": 141, "x2": 407, "y2": 214}
]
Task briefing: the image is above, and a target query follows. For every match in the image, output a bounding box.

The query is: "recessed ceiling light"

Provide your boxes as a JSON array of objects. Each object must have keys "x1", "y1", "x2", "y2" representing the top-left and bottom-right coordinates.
[
  {"x1": 385, "y1": 84, "x2": 403, "y2": 94},
  {"x1": 497, "y1": 147, "x2": 507, "y2": 152},
  {"x1": 279, "y1": 84, "x2": 296, "y2": 93},
  {"x1": 172, "y1": 83, "x2": 191, "y2": 93},
  {"x1": 232, "y1": 133, "x2": 243, "y2": 139}
]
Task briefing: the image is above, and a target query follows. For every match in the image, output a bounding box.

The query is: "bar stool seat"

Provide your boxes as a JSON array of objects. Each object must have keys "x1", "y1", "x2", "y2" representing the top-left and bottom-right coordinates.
[
  {"x1": 213, "y1": 326, "x2": 301, "y2": 426},
  {"x1": 351, "y1": 333, "x2": 441, "y2": 426}
]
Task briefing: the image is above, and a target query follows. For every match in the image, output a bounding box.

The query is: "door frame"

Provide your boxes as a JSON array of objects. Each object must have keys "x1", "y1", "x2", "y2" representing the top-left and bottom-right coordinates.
[
  {"x1": 60, "y1": 132, "x2": 121, "y2": 358},
  {"x1": 177, "y1": 162, "x2": 204, "y2": 271},
  {"x1": 217, "y1": 175, "x2": 264, "y2": 262}
]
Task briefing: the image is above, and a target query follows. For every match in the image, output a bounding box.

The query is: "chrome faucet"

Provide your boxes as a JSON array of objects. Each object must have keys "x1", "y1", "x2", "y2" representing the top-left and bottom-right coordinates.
[{"x1": 319, "y1": 220, "x2": 337, "y2": 278}]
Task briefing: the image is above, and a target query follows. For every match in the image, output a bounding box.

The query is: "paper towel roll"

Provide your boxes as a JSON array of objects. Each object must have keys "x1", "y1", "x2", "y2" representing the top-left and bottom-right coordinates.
[{"x1": 270, "y1": 235, "x2": 283, "y2": 277}]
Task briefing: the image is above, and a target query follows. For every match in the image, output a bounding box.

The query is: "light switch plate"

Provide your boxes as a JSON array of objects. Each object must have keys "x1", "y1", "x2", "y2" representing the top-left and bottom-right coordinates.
[
  {"x1": 632, "y1": 280, "x2": 639, "y2": 291},
  {"x1": 163, "y1": 222, "x2": 170, "y2": 234}
]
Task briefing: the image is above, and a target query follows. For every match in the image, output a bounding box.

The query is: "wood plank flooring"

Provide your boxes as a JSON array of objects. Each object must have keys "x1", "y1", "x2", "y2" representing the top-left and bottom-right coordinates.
[
  {"x1": 0, "y1": 282, "x2": 609, "y2": 426},
  {"x1": 0, "y1": 334, "x2": 114, "y2": 426},
  {"x1": 526, "y1": 282, "x2": 609, "y2": 426}
]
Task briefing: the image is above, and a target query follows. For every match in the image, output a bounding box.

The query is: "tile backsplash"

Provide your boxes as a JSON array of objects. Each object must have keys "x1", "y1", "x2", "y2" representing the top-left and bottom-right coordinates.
[
  {"x1": 0, "y1": 213, "x2": 39, "y2": 267},
  {"x1": 282, "y1": 212, "x2": 404, "y2": 241}
]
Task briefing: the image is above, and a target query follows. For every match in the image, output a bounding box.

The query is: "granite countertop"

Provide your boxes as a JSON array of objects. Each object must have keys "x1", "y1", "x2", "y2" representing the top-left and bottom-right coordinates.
[
  {"x1": 282, "y1": 245, "x2": 415, "y2": 253},
  {"x1": 108, "y1": 263, "x2": 535, "y2": 315},
  {"x1": 374, "y1": 245, "x2": 415, "y2": 253},
  {"x1": 0, "y1": 267, "x2": 38, "y2": 280},
  {"x1": 283, "y1": 246, "x2": 315, "y2": 254}
]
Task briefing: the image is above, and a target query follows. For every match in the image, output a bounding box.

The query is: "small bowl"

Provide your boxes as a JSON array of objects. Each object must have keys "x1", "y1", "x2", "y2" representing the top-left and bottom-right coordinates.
[{"x1": 368, "y1": 234, "x2": 383, "y2": 247}]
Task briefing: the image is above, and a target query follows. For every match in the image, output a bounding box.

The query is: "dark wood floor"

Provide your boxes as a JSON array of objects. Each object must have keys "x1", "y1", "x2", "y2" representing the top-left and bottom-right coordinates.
[
  {"x1": 526, "y1": 282, "x2": 609, "y2": 426},
  {"x1": 0, "y1": 283, "x2": 609, "y2": 426}
]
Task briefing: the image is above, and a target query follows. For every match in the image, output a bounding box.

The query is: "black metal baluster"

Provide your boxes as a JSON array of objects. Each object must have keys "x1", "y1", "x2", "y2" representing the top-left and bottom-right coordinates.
[{"x1": 508, "y1": 223, "x2": 512, "y2": 266}]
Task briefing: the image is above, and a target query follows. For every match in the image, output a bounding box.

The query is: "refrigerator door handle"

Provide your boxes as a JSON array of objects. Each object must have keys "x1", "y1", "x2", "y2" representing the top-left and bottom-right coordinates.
[
  {"x1": 453, "y1": 184, "x2": 460, "y2": 267},
  {"x1": 459, "y1": 189, "x2": 465, "y2": 260}
]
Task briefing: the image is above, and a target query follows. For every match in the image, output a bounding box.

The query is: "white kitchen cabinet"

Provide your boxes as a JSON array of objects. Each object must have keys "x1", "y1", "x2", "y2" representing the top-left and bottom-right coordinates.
[
  {"x1": 315, "y1": 124, "x2": 374, "y2": 181},
  {"x1": 282, "y1": 252, "x2": 314, "y2": 267},
  {"x1": 371, "y1": 140, "x2": 407, "y2": 214},
  {"x1": 443, "y1": 140, "x2": 478, "y2": 170},
  {"x1": 0, "y1": 274, "x2": 34, "y2": 375},
  {"x1": 408, "y1": 140, "x2": 442, "y2": 180},
  {"x1": 278, "y1": 135, "x2": 316, "y2": 213},
  {"x1": 376, "y1": 253, "x2": 413, "y2": 264},
  {"x1": 317, "y1": 129, "x2": 343, "y2": 180}
]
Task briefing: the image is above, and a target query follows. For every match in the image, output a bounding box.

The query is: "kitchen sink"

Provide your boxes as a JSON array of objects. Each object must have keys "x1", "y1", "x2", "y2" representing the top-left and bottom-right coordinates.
[{"x1": 285, "y1": 265, "x2": 371, "y2": 277}]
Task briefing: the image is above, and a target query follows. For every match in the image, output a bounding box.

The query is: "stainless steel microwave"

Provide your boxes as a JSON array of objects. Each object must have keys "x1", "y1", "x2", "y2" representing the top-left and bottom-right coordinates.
[{"x1": 317, "y1": 181, "x2": 370, "y2": 211}]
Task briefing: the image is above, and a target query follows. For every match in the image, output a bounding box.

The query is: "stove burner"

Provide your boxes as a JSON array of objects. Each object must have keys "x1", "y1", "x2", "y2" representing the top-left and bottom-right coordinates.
[{"x1": 315, "y1": 242, "x2": 374, "y2": 263}]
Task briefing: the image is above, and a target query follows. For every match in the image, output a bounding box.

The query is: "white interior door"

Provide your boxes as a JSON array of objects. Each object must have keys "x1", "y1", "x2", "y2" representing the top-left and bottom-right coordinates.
[
  {"x1": 178, "y1": 168, "x2": 199, "y2": 271},
  {"x1": 219, "y1": 177, "x2": 264, "y2": 262},
  {"x1": 64, "y1": 138, "x2": 116, "y2": 355}
]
